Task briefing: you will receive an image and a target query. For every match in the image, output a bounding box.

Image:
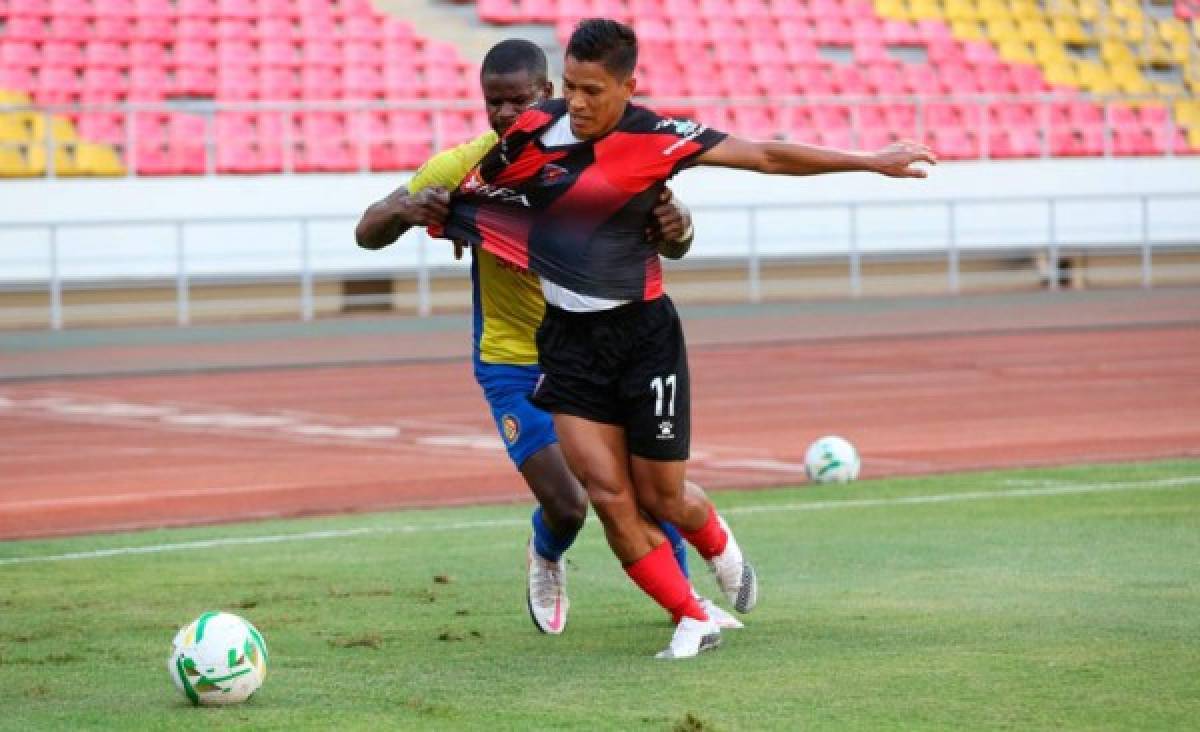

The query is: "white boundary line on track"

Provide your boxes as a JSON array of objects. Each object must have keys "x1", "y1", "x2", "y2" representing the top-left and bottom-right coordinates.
[{"x1": 2, "y1": 475, "x2": 1197, "y2": 567}]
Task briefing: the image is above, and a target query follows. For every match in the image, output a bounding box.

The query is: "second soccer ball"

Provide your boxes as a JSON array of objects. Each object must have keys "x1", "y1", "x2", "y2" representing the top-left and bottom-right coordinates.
[{"x1": 804, "y1": 435, "x2": 861, "y2": 484}]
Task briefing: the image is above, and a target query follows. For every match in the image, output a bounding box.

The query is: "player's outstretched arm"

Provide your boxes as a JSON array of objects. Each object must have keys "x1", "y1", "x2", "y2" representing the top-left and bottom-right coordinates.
[
  {"x1": 355, "y1": 186, "x2": 451, "y2": 250},
  {"x1": 698, "y1": 137, "x2": 937, "y2": 178}
]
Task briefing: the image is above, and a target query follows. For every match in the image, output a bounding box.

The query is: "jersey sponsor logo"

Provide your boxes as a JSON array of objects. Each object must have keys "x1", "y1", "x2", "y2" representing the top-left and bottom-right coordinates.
[
  {"x1": 540, "y1": 163, "x2": 570, "y2": 186},
  {"x1": 655, "y1": 118, "x2": 708, "y2": 155},
  {"x1": 502, "y1": 414, "x2": 521, "y2": 445},
  {"x1": 460, "y1": 168, "x2": 532, "y2": 207}
]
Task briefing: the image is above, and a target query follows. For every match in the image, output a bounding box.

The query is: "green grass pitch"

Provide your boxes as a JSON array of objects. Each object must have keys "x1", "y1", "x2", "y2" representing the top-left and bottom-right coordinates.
[{"x1": 2, "y1": 460, "x2": 1198, "y2": 730}]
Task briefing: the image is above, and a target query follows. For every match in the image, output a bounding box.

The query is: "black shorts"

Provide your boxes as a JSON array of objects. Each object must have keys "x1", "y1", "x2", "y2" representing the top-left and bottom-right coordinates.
[{"x1": 532, "y1": 295, "x2": 690, "y2": 461}]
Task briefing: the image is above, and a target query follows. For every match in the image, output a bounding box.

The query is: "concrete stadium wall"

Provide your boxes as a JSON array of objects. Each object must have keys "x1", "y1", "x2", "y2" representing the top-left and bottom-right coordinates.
[{"x1": 1, "y1": 157, "x2": 1197, "y2": 282}]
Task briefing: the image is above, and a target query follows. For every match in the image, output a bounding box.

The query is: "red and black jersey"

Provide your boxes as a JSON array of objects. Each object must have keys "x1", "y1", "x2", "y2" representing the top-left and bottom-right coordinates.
[{"x1": 438, "y1": 99, "x2": 726, "y2": 301}]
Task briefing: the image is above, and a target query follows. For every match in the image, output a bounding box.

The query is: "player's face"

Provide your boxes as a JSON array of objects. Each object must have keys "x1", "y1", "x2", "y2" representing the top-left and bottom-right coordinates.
[
  {"x1": 562, "y1": 55, "x2": 636, "y2": 140},
  {"x1": 481, "y1": 70, "x2": 551, "y2": 136}
]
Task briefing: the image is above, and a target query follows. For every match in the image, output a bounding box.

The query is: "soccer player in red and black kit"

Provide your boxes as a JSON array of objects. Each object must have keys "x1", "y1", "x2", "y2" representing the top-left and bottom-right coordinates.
[{"x1": 437, "y1": 19, "x2": 936, "y2": 659}]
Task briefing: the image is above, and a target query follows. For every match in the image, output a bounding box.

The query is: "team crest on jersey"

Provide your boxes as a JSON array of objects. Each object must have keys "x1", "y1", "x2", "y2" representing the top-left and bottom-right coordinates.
[
  {"x1": 540, "y1": 163, "x2": 569, "y2": 186},
  {"x1": 502, "y1": 414, "x2": 521, "y2": 445}
]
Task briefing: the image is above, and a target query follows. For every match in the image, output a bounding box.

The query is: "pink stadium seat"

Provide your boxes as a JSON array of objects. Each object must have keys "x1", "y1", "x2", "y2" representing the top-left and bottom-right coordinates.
[
  {"x1": 1113, "y1": 127, "x2": 1159, "y2": 156},
  {"x1": 301, "y1": 67, "x2": 342, "y2": 100},
  {"x1": 865, "y1": 63, "x2": 904, "y2": 93},
  {"x1": 129, "y1": 41, "x2": 169, "y2": 67},
  {"x1": 217, "y1": 0, "x2": 258, "y2": 19},
  {"x1": 882, "y1": 20, "x2": 920, "y2": 44},
  {"x1": 178, "y1": 0, "x2": 218, "y2": 17},
  {"x1": 217, "y1": 17, "x2": 256, "y2": 41},
  {"x1": 49, "y1": 15, "x2": 88, "y2": 39},
  {"x1": 931, "y1": 128, "x2": 979, "y2": 159},
  {"x1": 855, "y1": 42, "x2": 890, "y2": 66},
  {"x1": 217, "y1": 69, "x2": 259, "y2": 100},
  {"x1": 135, "y1": 0, "x2": 174, "y2": 17},
  {"x1": 176, "y1": 40, "x2": 218, "y2": 68},
  {"x1": 177, "y1": 17, "x2": 218, "y2": 41},
  {"x1": 261, "y1": 0, "x2": 300, "y2": 18},
  {"x1": 343, "y1": 66, "x2": 385, "y2": 99},
  {"x1": 75, "y1": 112, "x2": 126, "y2": 144},
  {"x1": 860, "y1": 127, "x2": 897, "y2": 150},
  {"x1": 260, "y1": 67, "x2": 301, "y2": 99},
  {"x1": 41, "y1": 40, "x2": 84, "y2": 66},
  {"x1": 829, "y1": 65, "x2": 869, "y2": 95},
  {"x1": 175, "y1": 67, "x2": 217, "y2": 96},
  {"x1": 49, "y1": 0, "x2": 89, "y2": 18},
  {"x1": 258, "y1": 16, "x2": 302, "y2": 41},
  {"x1": 2, "y1": 16, "x2": 48, "y2": 40},
  {"x1": 133, "y1": 16, "x2": 175, "y2": 39},
  {"x1": 93, "y1": 16, "x2": 135, "y2": 41},
  {"x1": 85, "y1": 41, "x2": 129, "y2": 67}
]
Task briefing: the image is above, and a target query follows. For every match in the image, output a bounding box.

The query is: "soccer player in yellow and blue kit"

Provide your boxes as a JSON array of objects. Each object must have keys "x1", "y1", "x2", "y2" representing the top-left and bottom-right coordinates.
[{"x1": 355, "y1": 40, "x2": 738, "y2": 636}]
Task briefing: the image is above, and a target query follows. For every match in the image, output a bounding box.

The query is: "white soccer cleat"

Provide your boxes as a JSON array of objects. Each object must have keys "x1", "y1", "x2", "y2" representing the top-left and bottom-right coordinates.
[
  {"x1": 526, "y1": 537, "x2": 568, "y2": 635},
  {"x1": 696, "y1": 593, "x2": 744, "y2": 630},
  {"x1": 706, "y1": 516, "x2": 758, "y2": 614},
  {"x1": 655, "y1": 616, "x2": 722, "y2": 660}
]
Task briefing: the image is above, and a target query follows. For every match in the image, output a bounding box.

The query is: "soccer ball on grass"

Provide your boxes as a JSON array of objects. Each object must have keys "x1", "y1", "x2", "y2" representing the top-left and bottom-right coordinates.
[
  {"x1": 168, "y1": 611, "x2": 268, "y2": 706},
  {"x1": 804, "y1": 435, "x2": 861, "y2": 484}
]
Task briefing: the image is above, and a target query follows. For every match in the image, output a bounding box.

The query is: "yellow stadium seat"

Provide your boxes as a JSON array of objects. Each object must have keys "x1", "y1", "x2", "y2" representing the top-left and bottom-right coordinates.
[
  {"x1": 1110, "y1": 0, "x2": 1142, "y2": 23},
  {"x1": 1053, "y1": 16, "x2": 1092, "y2": 45},
  {"x1": 977, "y1": 0, "x2": 1008, "y2": 19},
  {"x1": 985, "y1": 16, "x2": 1019, "y2": 37},
  {"x1": 951, "y1": 18, "x2": 987, "y2": 39},
  {"x1": 1043, "y1": 63, "x2": 1079, "y2": 86},
  {"x1": 1157, "y1": 18, "x2": 1189, "y2": 44},
  {"x1": 23, "y1": 143, "x2": 77, "y2": 176},
  {"x1": 998, "y1": 39, "x2": 1038, "y2": 62},
  {"x1": 944, "y1": 0, "x2": 978, "y2": 21},
  {"x1": 0, "y1": 114, "x2": 28, "y2": 141},
  {"x1": 1175, "y1": 101, "x2": 1200, "y2": 125},
  {"x1": 0, "y1": 89, "x2": 33, "y2": 107},
  {"x1": 75, "y1": 143, "x2": 126, "y2": 176},
  {"x1": 1007, "y1": 0, "x2": 1040, "y2": 20},
  {"x1": 1017, "y1": 18, "x2": 1054, "y2": 42},
  {"x1": 907, "y1": 0, "x2": 943, "y2": 20},
  {"x1": 1097, "y1": 17, "x2": 1142, "y2": 42},
  {"x1": 874, "y1": 0, "x2": 909, "y2": 19},
  {"x1": 1188, "y1": 127, "x2": 1200, "y2": 149},
  {"x1": 1116, "y1": 75, "x2": 1153, "y2": 95},
  {"x1": 1074, "y1": 0, "x2": 1101, "y2": 22},
  {"x1": 1101, "y1": 39, "x2": 1135, "y2": 64},
  {"x1": 0, "y1": 144, "x2": 32, "y2": 177},
  {"x1": 28, "y1": 115, "x2": 78, "y2": 144},
  {"x1": 1034, "y1": 38, "x2": 1070, "y2": 63}
]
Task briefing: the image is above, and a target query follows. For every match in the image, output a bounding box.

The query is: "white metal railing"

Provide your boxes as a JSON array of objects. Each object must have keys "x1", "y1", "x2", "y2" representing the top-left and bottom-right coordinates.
[
  {"x1": 1, "y1": 93, "x2": 1197, "y2": 178},
  {"x1": 1, "y1": 191, "x2": 1196, "y2": 330}
]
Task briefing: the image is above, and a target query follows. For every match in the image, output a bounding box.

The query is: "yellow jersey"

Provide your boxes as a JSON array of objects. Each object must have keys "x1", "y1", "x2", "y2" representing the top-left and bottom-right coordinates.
[{"x1": 407, "y1": 131, "x2": 544, "y2": 366}]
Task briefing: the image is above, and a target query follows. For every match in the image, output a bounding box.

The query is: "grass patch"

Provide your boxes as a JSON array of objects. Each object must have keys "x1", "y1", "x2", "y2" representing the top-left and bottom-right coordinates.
[{"x1": 0, "y1": 460, "x2": 1198, "y2": 729}]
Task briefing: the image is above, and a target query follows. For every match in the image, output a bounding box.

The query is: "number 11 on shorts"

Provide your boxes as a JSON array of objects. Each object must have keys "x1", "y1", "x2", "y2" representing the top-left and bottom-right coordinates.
[{"x1": 650, "y1": 374, "x2": 676, "y2": 417}]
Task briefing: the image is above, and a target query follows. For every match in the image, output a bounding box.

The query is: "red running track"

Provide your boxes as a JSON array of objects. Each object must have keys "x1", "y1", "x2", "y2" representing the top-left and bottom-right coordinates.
[{"x1": 1, "y1": 324, "x2": 1198, "y2": 540}]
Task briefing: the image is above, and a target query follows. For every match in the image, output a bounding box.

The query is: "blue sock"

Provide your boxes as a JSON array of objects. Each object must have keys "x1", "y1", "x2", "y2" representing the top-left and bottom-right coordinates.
[
  {"x1": 532, "y1": 507, "x2": 577, "y2": 562},
  {"x1": 658, "y1": 520, "x2": 690, "y2": 578}
]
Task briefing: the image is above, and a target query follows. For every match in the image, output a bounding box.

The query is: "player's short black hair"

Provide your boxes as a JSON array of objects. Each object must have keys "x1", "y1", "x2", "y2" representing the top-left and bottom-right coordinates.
[
  {"x1": 565, "y1": 18, "x2": 638, "y2": 79},
  {"x1": 480, "y1": 39, "x2": 548, "y2": 83}
]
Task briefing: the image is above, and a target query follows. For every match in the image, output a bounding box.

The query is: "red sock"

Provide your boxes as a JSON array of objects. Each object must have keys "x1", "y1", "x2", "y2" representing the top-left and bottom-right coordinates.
[
  {"x1": 680, "y1": 504, "x2": 728, "y2": 560},
  {"x1": 624, "y1": 541, "x2": 707, "y2": 624}
]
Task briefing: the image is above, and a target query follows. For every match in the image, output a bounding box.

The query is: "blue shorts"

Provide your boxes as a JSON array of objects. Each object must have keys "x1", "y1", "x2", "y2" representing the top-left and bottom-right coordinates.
[{"x1": 475, "y1": 361, "x2": 557, "y2": 468}]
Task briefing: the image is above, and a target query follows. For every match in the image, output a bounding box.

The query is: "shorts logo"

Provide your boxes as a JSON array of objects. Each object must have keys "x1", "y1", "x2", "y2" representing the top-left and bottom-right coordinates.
[
  {"x1": 657, "y1": 420, "x2": 675, "y2": 440},
  {"x1": 502, "y1": 414, "x2": 521, "y2": 445}
]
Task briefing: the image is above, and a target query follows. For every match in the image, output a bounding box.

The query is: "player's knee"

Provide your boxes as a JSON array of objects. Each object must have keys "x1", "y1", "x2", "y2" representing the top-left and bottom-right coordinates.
[{"x1": 541, "y1": 490, "x2": 587, "y2": 534}]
